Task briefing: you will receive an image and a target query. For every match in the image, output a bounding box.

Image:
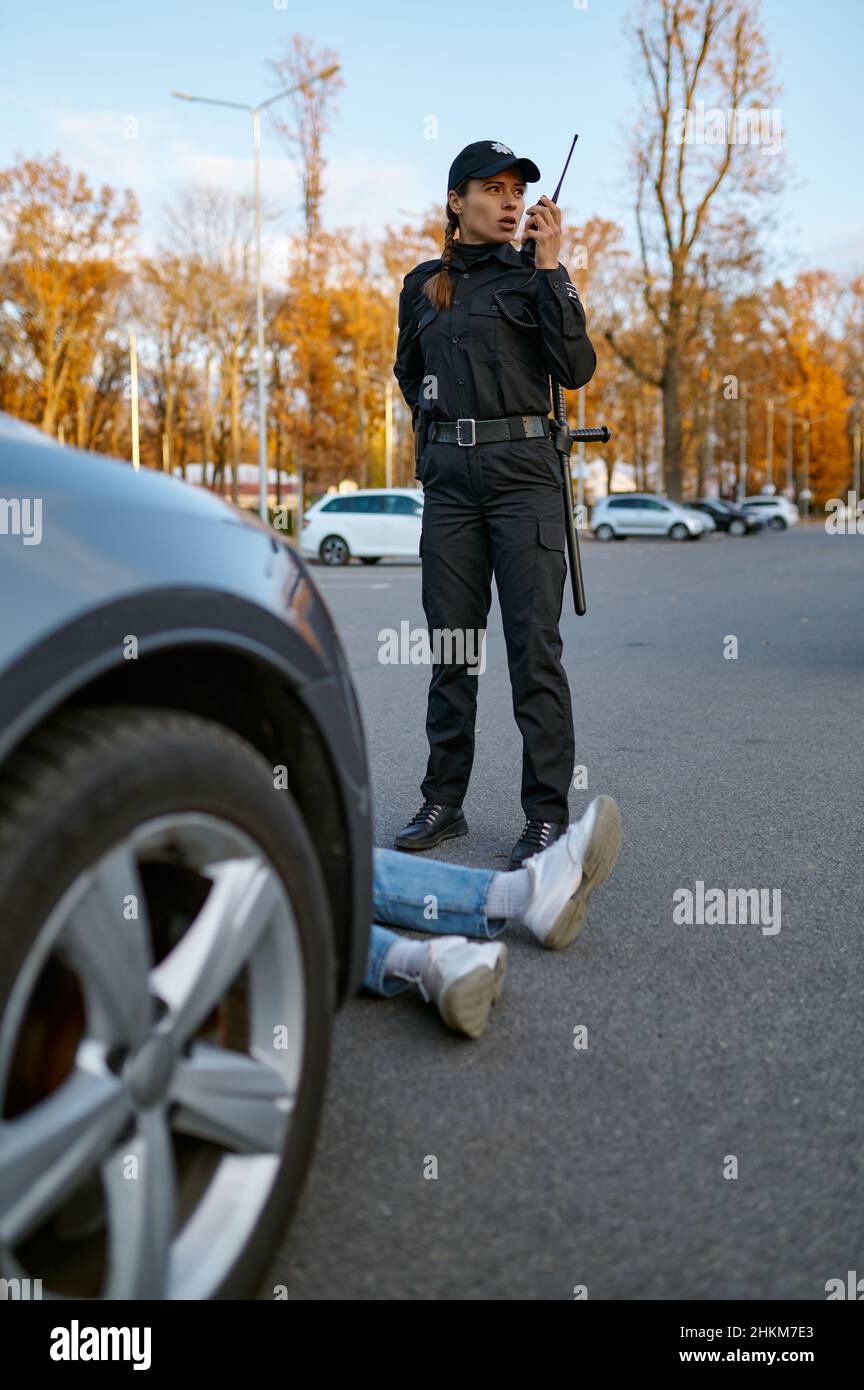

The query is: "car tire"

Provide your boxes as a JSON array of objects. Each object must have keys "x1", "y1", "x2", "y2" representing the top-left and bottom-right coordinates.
[
  {"x1": 769, "y1": 516, "x2": 787, "y2": 530},
  {"x1": 729, "y1": 519, "x2": 747, "y2": 536},
  {"x1": 669, "y1": 523, "x2": 690, "y2": 541},
  {"x1": 0, "y1": 704, "x2": 334, "y2": 1301},
  {"x1": 320, "y1": 535, "x2": 350, "y2": 566},
  {"x1": 594, "y1": 524, "x2": 616, "y2": 542},
  {"x1": 360, "y1": 558, "x2": 381, "y2": 565}
]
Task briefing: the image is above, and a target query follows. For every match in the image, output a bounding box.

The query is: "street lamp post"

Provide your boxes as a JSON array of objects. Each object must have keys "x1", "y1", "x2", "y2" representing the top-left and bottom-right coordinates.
[
  {"x1": 793, "y1": 412, "x2": 829, "y2": 517},
  {"x1": 129, "y1": 331, "x2": 140, "y2": 471},
  {"x1": 737, "y1": 384, "x2": 747, "y2": 502},
  {"x1": 736, "y1": 372, "x2": 775, "y2": 501},
  {"x1": 172, "y1": 66, "x2": 339, "y2": 521},
  {"x1": 358, "y1": 369, "x2": 394, "y2": 487},
  {"x1": 801, "y1": 416, "x2": 810, "y2": 516},
  {"x1": 385, "y1": 378, "x2": 393, "y2": 489},
  {"x1": 766, "y1": 397, "x2": 773, "y2": 488},
  {"x1": 771, "y1": 389, "x2": 803, "y2": 497},
  {"x1": 704, "y1": 372, "x2": 718, "y2": 496},
  {"x1": 252, "y1": 106, "x2": 266, "y2": 519}
]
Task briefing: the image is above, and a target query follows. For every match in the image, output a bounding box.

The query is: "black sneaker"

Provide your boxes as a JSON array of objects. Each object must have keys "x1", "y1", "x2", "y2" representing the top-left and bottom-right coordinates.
[
  {"x1": 508, "y1": 818, "x2": 568, "y2": 870},
  {"x1": 394, "y1": 800, "x2": 469, "y2": 851}
]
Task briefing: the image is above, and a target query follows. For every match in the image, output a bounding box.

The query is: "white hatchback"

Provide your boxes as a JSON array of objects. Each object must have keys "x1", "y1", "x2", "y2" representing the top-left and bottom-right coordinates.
[{"x1": 300, "y1": 487, "x2": 424, "y2": 566}]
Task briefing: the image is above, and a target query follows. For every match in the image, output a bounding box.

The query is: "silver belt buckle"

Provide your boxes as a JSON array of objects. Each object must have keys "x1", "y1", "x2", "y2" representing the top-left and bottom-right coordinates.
[{"x1": 455, "y1": 417, "x2": 476, "y2": 447}]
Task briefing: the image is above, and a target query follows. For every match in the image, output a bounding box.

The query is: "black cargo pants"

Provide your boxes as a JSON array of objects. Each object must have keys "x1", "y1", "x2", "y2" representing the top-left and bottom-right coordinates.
[{"x1": 416, "y1": 434, "x2": 575, "y2": 823}]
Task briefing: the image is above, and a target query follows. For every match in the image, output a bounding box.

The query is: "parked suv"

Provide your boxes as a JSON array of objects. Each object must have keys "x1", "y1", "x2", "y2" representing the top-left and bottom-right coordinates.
[
  {"x1": 590, "y1": 493, "x2": 707, "y2": 541},
  {"x1": 741, "y1": 495, "x2": 800, "y2": 529},
  {"x1": 301, "y1": 487, "x2": 423, "y2": 566},
  {"x1": 0, "y1": 415, "x2": 372, "y2": 1300}
]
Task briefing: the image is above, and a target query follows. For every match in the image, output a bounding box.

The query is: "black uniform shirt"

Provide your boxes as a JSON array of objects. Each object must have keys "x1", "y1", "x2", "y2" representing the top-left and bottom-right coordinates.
[{"x1": 393, "y1": 240, "x2": 596, "y2": 431}]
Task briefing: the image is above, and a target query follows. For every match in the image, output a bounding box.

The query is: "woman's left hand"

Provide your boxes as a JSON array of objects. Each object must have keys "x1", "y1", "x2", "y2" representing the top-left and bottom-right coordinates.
[{"x1": 521, "y1": 195, "x2": 562, "y2": 270}]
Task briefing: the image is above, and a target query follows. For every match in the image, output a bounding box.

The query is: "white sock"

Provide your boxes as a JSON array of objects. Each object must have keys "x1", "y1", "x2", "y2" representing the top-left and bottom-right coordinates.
[
  {"x1": 383, "y1": 936, "x2": 429, "y2": 983},
  {"x1": 485, "y1": 869, "x2": 531, "y2": 924}
]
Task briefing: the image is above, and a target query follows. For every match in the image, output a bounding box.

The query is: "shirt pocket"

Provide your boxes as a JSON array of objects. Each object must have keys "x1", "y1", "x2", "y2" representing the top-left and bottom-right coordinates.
[{"x1": 467, "y1": 302, "x2": 500, "y2": 362}]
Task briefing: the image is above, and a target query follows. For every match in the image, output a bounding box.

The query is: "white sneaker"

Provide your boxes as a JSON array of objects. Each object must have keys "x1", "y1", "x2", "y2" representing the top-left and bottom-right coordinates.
[
  {"x1": 523, "y1": 795, "x2": 621, "y2": 950},
  {"x1": 418, "y1": 936, "x2": 507, "y2": 1038}
]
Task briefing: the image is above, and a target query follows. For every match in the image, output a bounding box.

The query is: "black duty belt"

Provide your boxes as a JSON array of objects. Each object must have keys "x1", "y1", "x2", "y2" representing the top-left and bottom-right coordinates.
[{"x1": 428, "y1": 414, "x2": 552, "y2": 447}]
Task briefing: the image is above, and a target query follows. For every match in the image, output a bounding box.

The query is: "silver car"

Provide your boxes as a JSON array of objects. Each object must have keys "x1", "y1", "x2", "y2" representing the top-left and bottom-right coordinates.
[{"x1": 590, "y1": 494, "x2": 706, "y2": 541}]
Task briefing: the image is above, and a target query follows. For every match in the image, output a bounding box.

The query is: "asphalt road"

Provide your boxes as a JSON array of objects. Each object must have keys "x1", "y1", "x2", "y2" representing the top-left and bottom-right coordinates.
[{"x1": 263, "y1": 524, "x2": 863, "y2": 1300}]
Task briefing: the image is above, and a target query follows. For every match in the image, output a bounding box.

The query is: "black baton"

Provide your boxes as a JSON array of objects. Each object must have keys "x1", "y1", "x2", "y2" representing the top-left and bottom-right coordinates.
[{"x1": 549, "y1": 395, "x2": 612, "y2": 617}]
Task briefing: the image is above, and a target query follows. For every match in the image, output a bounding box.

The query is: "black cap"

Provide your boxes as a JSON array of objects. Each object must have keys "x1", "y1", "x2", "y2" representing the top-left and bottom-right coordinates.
[{"x1": 446, "y1": 140, "x2": 541, "y2": 199}]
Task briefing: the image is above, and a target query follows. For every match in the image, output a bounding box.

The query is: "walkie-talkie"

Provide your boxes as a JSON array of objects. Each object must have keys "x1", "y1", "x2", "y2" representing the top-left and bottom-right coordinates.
[{"x1": 520, "y1": 133, "x2": 579, "y2": 262}]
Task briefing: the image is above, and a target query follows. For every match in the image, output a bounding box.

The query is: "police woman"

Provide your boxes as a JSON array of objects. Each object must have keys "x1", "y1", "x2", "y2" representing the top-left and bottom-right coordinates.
[{"x1": 393, "y1": 140, "x2": 598, "y2": 869}]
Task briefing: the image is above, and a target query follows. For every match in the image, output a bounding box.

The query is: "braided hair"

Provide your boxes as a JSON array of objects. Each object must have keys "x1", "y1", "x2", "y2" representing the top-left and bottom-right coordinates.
[{"x1": 421, "y1": 178, "x2": 469, "y2": 311}]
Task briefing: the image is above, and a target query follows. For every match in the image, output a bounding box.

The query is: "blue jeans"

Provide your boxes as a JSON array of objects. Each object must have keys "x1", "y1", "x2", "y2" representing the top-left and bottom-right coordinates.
[{"x1": 362, "y1": 848, "x2": 504, "y2": 996}]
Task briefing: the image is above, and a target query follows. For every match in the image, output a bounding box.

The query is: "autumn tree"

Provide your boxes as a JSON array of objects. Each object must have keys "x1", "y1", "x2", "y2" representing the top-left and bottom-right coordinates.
[
  {"x1": 267, "y1": 36, "x2": 346, "y2": 488},
  {"x1": 612, "y1": 0, "x2": 784, "y2": 499},
  {"x1": 139, "y1": 252, "x2": 199, "y2": 474},
  {"x1": 765, "y1": 272, "x2": 851, "y2": 503},
  {"x1": 841, "y1": 276, "x2": 864, "y2": 491},
  {"x1": 0, "y1": 153, "x2": 138, "y2": 436},
  {"x1": 162, "y1": 187, "x2": 259, "y2": 501}
]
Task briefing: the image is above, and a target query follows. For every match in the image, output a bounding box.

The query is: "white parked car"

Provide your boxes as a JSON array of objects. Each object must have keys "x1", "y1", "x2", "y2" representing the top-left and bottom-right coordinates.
[
  {"x1": 590, "y1": 493, "x2": 708, "y2": 541},
  {"x1": 300, "y1": 488, "x2": 424, "y2": 566},
  {"x1": 740, "y1": 495, "x2": 800, "y2": 530}
]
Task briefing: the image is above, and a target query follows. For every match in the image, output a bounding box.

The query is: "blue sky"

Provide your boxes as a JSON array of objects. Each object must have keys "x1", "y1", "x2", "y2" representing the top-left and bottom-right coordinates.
[{"x1": 1, "y1": 0, "x2": 861, "y2": 279}]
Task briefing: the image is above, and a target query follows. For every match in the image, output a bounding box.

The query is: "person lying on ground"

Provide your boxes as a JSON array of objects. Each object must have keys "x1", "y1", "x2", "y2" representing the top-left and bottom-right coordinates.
[{"x1": 362, "y1": 794, "x2": 620, "y2": 1038}]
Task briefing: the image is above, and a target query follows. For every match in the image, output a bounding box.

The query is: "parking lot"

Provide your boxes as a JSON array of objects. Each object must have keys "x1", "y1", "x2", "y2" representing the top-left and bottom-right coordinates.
[{"x1": 262, "y1": 524, "x2": 863, "y2": 1299}]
